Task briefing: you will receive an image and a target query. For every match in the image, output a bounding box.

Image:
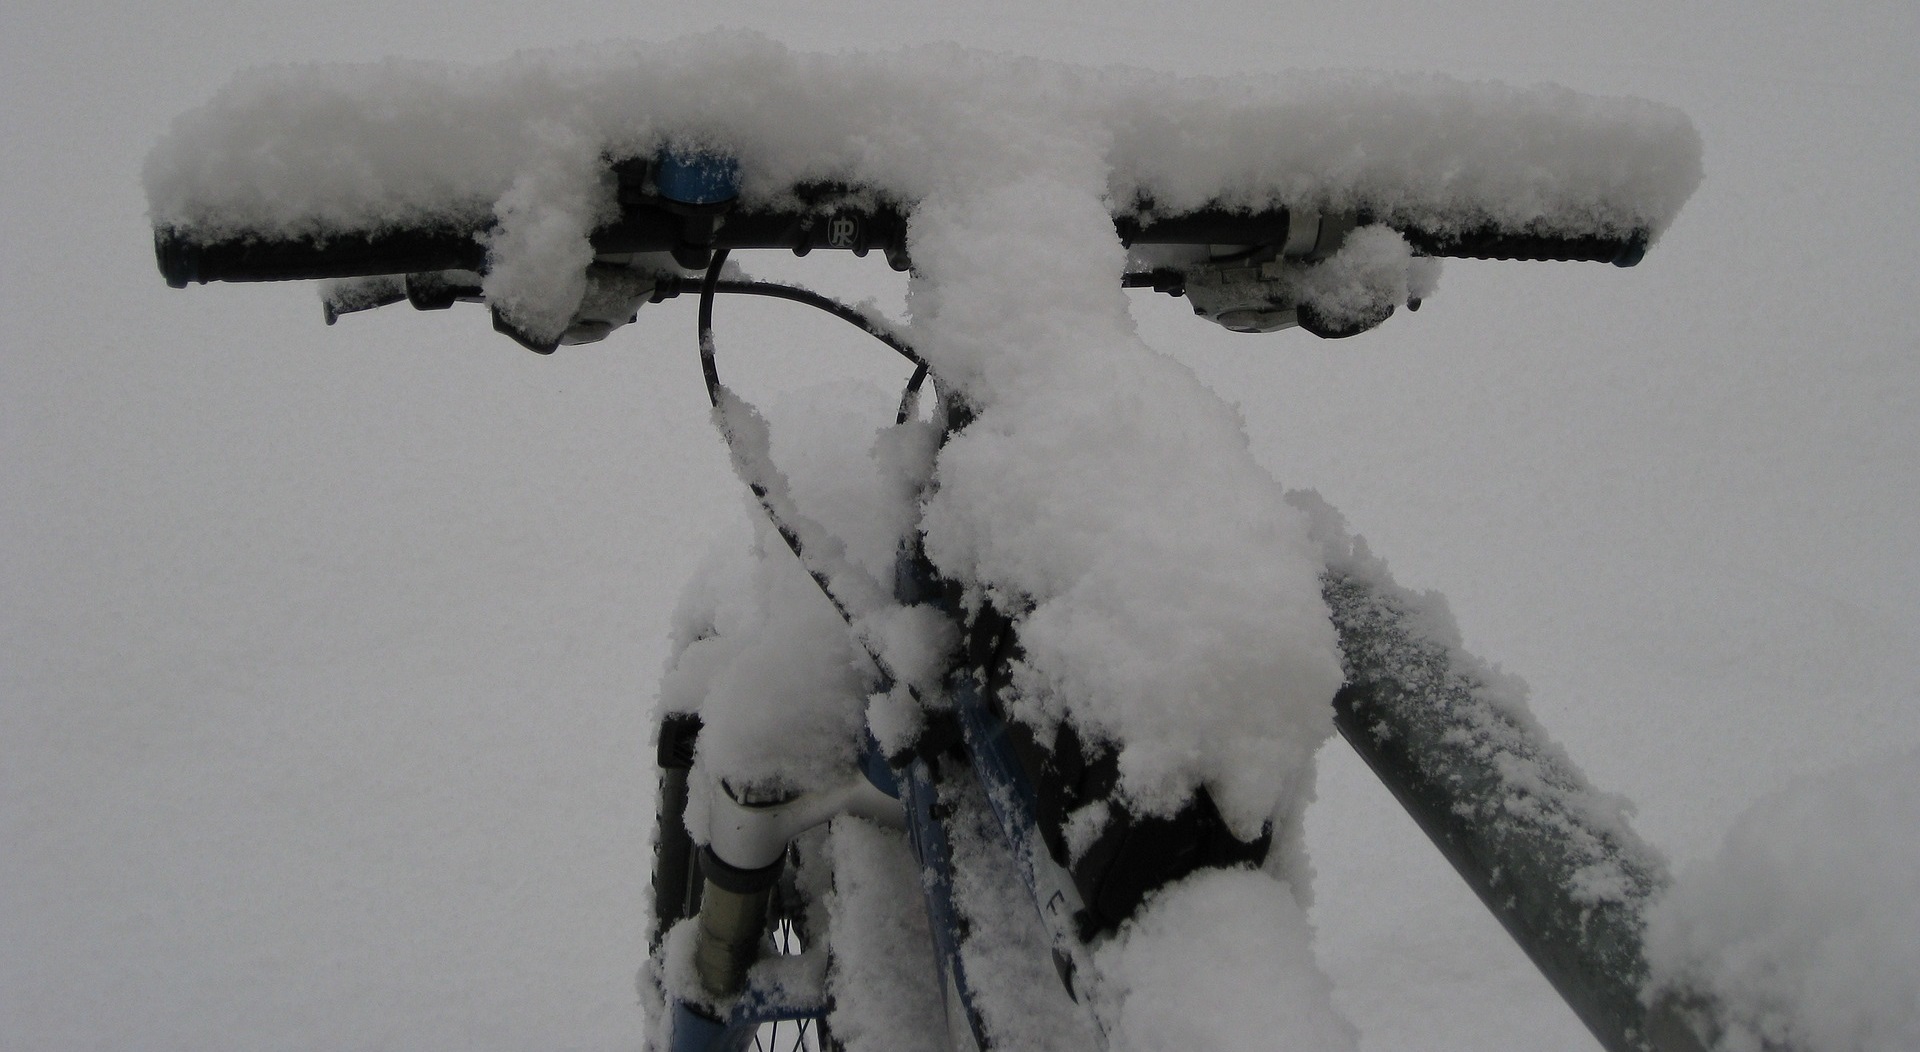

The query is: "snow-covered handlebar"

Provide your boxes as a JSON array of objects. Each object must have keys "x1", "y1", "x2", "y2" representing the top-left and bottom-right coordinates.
[{"x1": 155, "y1": 175, "x2": 1649, "y2": 290}]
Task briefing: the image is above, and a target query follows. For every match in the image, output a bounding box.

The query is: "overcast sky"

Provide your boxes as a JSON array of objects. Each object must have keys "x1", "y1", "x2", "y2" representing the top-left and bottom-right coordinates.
[{"x1": 4, "y1": 2, "x2": 1917, "y2": 1050}]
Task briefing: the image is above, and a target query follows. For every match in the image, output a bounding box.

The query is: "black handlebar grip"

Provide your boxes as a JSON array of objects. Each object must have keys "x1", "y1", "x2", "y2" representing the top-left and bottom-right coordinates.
[
  {"x1": 154, "y1": 226, "x2": 489, "y2": 287},
  {"x1": 155, "y1": 230, "x2": 199, "y2": 289},
  {"x1": 1399, "y1": 224, "x2": 1650, "y2": 267}
]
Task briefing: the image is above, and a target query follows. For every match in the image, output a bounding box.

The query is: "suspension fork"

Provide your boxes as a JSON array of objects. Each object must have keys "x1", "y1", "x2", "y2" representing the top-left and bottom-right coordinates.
[
  {"x1": 663, "y1": 744, "x2": 906, "y2": 1052},
  {"x1": 688, "y1": 766, "x2": 906, "y2": 998}
]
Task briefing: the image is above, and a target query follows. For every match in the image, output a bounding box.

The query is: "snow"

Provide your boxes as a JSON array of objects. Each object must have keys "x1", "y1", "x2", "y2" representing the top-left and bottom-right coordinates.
[
  {"x1": 214, "y1": 35, "x2": 1698, "y2": 861},
  {"x1": 1092, "y1": 867, "x2": 1359, "y2": 1052},
  {"x1": 907, "y1": 171, "x2": 1345, "y2": 837},
  {"x1": 1283, "y1": 226, "x2": 1441, "y2": 330},
  {"x1": 669, "y1": 307, "x2": 1357, "y2": 1038},
  {"x1": 1300, "y1": 489, "x2": 1663, "y2": 886},
  {"x1": 129, "y1": 28, "x2": 1912, "y2": 1052},
  {"x1": 144, "y1": 37, "x2": 1702, "y2": 255},
  {"x1": 10, "y1": 4, "x2": 1920, "y2": 1052},
  {"x1": 1644, "y1": 746, "x2": 1920, "y2": 1052},
  {"x1": 941, "y1": 778, "x2": 1107, "y2": 1050},
  {"x1": 483, "y1": 122, "x2": 617, "y2": 342},
  {"x1": 657, "y1": 510, "x2": 870, "y2": 797},
  {"x1": 823, "y1": 819, "x2": 949, "y2": 1052}
]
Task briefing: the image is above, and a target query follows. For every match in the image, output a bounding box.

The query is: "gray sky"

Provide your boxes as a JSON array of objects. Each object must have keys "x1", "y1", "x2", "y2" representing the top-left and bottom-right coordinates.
[{"x1": 5, "y1": 2, "x2": 1917, "y2": 1049}]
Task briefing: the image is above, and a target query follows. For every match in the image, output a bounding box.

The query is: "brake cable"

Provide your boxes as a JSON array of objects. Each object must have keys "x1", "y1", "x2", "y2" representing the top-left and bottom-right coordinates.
[
  {"x1": 686, "y1": 256, "x2": 927, "y2": 424},
  {"x1": 694, "y1": 251, "x2": 925, "y2": 687}
]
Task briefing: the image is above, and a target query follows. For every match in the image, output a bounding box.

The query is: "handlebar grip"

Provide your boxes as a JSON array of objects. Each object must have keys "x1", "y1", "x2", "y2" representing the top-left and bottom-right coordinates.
[
  {"x1": 1114, "y1": 206, "x2": 1651, "y2": 267},
  {"x1": 1397, "y1": 224, "x2": 1650, "y2": 267},
  {"x1": 155, "y1": 226, "x2": 488, "y2": 288},
  {"x1": 153, "y1": 208, "x2": 908, "y2": 287}
]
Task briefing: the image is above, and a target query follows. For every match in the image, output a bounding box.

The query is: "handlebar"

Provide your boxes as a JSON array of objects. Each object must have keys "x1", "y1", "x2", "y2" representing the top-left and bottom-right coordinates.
[
  {"x1": 153, "y1": 143, "x2": 1659, "y2": 350},
  {"x1": 154, "y1": 179, "x2": 1649, "y2": 290}
]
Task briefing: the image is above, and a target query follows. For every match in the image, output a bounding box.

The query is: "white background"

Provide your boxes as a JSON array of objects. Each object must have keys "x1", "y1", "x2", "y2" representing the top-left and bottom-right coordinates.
[{"x1": 5, "y1": 1, "x2": 1917, "y2": 1048}]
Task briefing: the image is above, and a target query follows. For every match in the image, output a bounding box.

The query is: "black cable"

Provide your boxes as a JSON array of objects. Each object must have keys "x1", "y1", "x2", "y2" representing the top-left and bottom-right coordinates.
[
  {"x1": 694, "y1": 262, "x2": 944, "y2": 735},
  {"x1": 709, "y1": 279, "x2": 921, "y2": 368},
  {"x1": 688, "y1": 269, "x2": 927, "y2": 424},
  {"x1": 697, "y1": 250, "x2": 729, "y2": 407},
  {"x1": 695, "y1": 254, "x2": 875, "y2": 634},
  {"x1": 896, "y1": 361, "x2": 929, "y2": 426}
]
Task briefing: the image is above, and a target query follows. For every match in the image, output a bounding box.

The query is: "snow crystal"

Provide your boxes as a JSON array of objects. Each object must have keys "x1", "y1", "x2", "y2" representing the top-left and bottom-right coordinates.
[{"x1": 1645, "y1": 747, "x2": 1920, "y2": 1052}]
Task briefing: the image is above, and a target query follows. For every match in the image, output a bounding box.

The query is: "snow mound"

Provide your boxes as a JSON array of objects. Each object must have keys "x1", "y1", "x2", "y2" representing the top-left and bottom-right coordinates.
[
  {"x1": 1092, "y1": 867, "x2": 1358, "y2": 1052},
  {"x1": 823, "y1": 820, "x2": 949, "y2": 1052},
  {"x1": 146, "y1": 33, "x2": 1701, "y2": 254},
  {"x1": 910, "y1": 171, "x2": 1344, "y2": 835},
  {"x1": 657, "y1": 514, "x2": 870, "y2": 798},
  {"x1": 1645, "y1": 747, "x2": 1920, "y2": 1052}
]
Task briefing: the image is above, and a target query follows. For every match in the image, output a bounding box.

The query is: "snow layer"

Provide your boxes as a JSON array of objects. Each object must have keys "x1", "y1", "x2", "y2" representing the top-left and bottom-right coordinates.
[
  {"x1": 657, "y1": 513, "x2": 870, "y2": 797},
  {"x1": 1644, "y1": 747, "x2": 1920, "y2": 1052},
  {"x1": 657, "y1": 377, "x2": 952, "y2": 798},
  {"x1": 1297, "y1": 489, "x2": 1665, "y2": 896},
  {"x1": 146, "y1": 35, "x2": 1701, "y2": 250},
  {"x1": 822, "y1": 819, "x2": 949, "y2": 1052},
  {"x1": 1092, "y1": 867, "x2": 1358, "y2": 1052},
  {"x1": 909, "y1": 172, "x2": 1344, "y2": 835},
  {"x1": 1285, "y1": 226, "x2": 1441, "y2": 330},
  {"x1": 942, "y1": 778, "x2": 1107, "y2": 1050}
]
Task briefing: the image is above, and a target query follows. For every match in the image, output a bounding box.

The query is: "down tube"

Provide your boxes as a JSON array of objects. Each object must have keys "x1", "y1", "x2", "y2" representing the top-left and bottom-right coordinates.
[{"x1": 1322, "y1": 567, "x2": 1709, "y2": 1052}]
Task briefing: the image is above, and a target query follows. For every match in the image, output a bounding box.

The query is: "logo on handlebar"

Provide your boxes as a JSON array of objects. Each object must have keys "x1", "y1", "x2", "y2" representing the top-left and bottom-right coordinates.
[{"x1": 827, "y1": 215, "x2": 859, "y2": 249}]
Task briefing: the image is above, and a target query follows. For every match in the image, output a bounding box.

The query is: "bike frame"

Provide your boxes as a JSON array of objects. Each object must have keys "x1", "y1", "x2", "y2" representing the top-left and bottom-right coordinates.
[
  {"x1": 654, "y1": 256, "x2": 1703, "y2": 1052},
  {"x1": 155, "y1": 142, "x2": 1708, "y2": 1052}
]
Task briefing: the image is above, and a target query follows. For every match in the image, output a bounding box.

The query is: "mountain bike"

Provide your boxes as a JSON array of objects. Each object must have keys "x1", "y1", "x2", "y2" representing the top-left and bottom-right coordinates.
[{"x1": 149, "y1": 47, "x2": 1725, "y2": 1052}]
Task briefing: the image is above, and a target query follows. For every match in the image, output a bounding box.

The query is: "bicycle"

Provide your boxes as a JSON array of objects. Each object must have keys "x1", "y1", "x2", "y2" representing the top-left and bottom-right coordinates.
[{"x1": 148, "y1": 43, "x2": 1722, "y2": 1052}]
